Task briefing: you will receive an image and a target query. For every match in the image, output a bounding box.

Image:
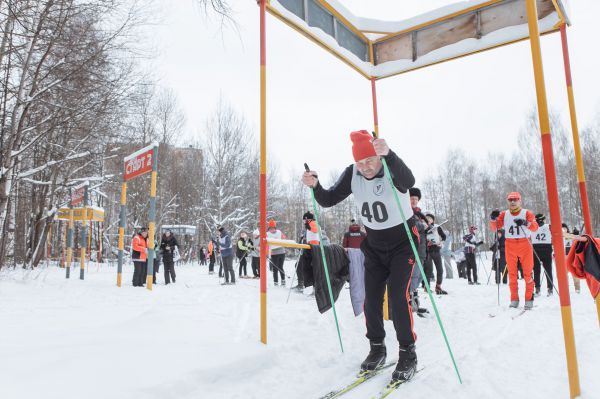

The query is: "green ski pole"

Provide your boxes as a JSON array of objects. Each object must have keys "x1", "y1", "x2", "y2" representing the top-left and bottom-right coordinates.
[
  {"x1": 372, "y1": 133, "x2": 462, "y2": 384},
  {"x1": 305, "y1": 163, "x2": 344, "y2": 353}
]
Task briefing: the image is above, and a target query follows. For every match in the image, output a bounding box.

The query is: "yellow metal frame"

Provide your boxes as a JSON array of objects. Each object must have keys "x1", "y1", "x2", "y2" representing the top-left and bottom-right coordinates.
[
  {"x1": 266, "y1": 239, "x2": 311, "y2": 250},
  {"x1": 266, "y1": 4, "x2": 370, "y2": 79},
  {"x1": 268, "y1": 0, "x2": 566, "y2": 80}
]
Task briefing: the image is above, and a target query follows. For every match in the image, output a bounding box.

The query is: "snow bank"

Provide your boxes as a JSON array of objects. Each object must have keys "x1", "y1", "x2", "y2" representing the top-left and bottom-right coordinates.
[{"x1": 0, "y1": 255, "x2": 597, "y2": 398}]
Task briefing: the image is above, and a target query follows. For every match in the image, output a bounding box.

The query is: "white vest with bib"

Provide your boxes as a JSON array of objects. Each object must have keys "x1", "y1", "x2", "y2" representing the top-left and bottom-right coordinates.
[
  {"x1": 531, "y1": 224, "x2": 552, "y2": 244},
  {"x1": 504, "y1": 208, "x2": 529, "y2": 239},
  {"x1": 350, "y1": 165, "x2": 413, "y2": 230}
]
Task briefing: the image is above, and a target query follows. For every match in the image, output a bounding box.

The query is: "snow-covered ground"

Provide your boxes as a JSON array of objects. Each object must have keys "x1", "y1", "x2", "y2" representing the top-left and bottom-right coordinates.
[{"x1": 1, "y1": 256, "x2": 598, "y2": 399}]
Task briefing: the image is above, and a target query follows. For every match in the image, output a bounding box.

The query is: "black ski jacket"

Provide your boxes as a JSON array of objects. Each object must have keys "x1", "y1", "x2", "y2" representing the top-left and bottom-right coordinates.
[{"x1": 301, "y1": 244, "x2": 349, "y2": 314}]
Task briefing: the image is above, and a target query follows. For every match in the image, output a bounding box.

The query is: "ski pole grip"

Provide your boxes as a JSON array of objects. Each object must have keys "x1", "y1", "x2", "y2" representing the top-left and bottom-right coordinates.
[
  {"x1": 304, "y1": 163, "x2": 310, "y2": 172},
  {"x1": 371, "y1": 131, "x2": 378, "y2": 139}
]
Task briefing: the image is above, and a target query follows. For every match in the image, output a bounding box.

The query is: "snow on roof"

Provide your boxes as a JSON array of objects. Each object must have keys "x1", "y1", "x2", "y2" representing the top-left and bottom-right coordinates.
[
  {"x1": 123, "y1": 142, "x2": 159, "y2": 162},
  {"x1": 268, "y1": 0, "x2": 568, "y2": 79}
]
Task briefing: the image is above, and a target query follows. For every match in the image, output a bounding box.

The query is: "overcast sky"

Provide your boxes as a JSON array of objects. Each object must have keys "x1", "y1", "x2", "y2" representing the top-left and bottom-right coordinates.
[{"x1": 145, "y1": 0, "x2": 600, "y2": 186}]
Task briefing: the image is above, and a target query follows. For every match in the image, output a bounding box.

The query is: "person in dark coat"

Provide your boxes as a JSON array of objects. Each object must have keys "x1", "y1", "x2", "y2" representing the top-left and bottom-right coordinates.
[
  {"x1": 160, "y1": 230, "x2": 179, "y2": 284},
  {"x1": 491, "y1": 229, "x2": 507, "y2": 284},
  {"x1": 218, "y1": 225, "x2": 235, "y2": 284},
  {"x1": 199, "y1": 246, "x2": 207, "y2": 266},
  {"x1": 152, "y1": 238, "x2": 161, "y2": 284},
  {"x1": 302, "y1": 130, "x2": 419, "y2": 383},
  {"x1": 236, "y1": 232, "x2": 250, "y2": 277}
]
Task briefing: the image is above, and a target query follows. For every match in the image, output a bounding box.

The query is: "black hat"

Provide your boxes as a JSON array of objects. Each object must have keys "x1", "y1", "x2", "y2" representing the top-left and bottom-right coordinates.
[
  {"x1": 425, "y1": 213, "x2": 435, "y2": 221},
  {"x1": 303, "y1": 211, "x2": 314, "y2": 220},
  {"x1": 535, "y1": 213, "x2": 545, "y2": 222},
  {"x1": 350, "y1": 218, "x2": 356, "y2": 223},
  {"x1": 138, "y1": 226, "x2": 148, "y2": 233},
  {"x1": 217, "y1": 225, "x2": 224, "y2": 232},
  {"x1": 409, "y1": 187, "x2": 421, "y2": 200}
]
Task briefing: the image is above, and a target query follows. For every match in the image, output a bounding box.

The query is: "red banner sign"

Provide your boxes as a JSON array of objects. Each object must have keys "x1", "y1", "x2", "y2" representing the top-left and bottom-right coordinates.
[
  {"x1": 124, "y1": 144, "x2": 155, "y2": 181},
  {"x1": 70, "y1": 183, "x2": 88, "y2": 206}
]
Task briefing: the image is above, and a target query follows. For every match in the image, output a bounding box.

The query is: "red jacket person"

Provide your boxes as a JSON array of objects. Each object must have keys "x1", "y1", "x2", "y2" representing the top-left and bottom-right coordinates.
[{"x1": 489, "y1": 192, "x2": 539, "y2": 309}]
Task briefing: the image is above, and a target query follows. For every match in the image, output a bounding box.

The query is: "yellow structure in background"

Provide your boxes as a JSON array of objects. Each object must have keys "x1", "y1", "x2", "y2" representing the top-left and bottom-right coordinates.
[{"x1": 260, "y1": 0, "x2": 584, "y2": 396}]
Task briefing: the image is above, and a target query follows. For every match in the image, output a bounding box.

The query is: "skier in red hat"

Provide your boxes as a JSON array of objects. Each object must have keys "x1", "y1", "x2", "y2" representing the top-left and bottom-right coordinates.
[
  {"x1": 302, "y1": 130, "x2": 418, "y2": 383},
  {"x1": 489, "y1": 192, "x2": 539, "y2": 309}
]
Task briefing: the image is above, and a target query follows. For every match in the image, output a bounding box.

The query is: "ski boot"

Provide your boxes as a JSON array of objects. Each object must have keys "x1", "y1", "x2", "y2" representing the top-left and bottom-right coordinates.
[
  {"x1": 274, "y1": 281, "x2": 279, "y2": 286},
  {"x1": 360, "y1": 340, "x2": 387, "y2": 372},
  {"x1": 509, "y1": 300, "x2": 519, "y2": 308},
  {"x1": 524, "y1": 300, "x2": 534, "y2": 310},
  {"x1": 292, "y1": 284, "x2": 304, "y2": 292},
  {"x1": 468, "y1": 281, "x2": 474, "y2": 285},
  {"x1": 547, "y1": 288, "x2": 553, "y2": 296},
  {"x1": 391, "y1": 344, "x2": 417, "y2": 382},
  {"x1": 410, "y1": 291, "x2": 429, "y2": 315},
  {"x1": 534, "y1": 287, "x2": 541, "y2": 297},
  {"x1": 435, "y1": 285, "x2": 448, "y2": 295}
]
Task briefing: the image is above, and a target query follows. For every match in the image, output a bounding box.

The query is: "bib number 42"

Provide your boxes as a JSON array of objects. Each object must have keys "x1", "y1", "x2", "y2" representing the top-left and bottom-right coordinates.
[{"x1": 361, "y1": 201, "x2": 388, "y2": 223}]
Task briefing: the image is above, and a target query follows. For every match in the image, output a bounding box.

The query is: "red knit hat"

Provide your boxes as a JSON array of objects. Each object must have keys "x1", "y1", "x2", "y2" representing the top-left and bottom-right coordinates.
[
  {"x1": 268, "y1": 219, "x2": 276, "y2": 228},
  {"x1": 350, "y1": 130, "x2": 377, "y2": 162},
  {"x1": 507, "y1": 192, "x2": 521, "y2": 201}
]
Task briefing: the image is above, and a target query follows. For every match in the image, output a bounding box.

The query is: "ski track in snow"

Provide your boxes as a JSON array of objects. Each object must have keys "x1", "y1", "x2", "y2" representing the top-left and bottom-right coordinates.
[{"x1": 0, "y1": 256, "x2": 598, "y2": 399}]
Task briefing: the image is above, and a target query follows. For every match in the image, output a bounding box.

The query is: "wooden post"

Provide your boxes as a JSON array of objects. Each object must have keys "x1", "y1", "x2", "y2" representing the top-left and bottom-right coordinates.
[
  {"x1": 260, "y1": 0, "x2": 268, "y2": 345},
  {"x1": 559, "y1": 25, "x2": 594, "y2": 237},
  {"x1": 146, "y1": 144, "x2": 159, "y2": 291},
  {"x1": 526, "y1": 1, "x2": 580, "y2": 397},
  {"x1": 117, "y1": 182, "x2": 127, "y2": 287},
  {"x1": 370, "y1": 77, "x2": 390, "y2": 321}
]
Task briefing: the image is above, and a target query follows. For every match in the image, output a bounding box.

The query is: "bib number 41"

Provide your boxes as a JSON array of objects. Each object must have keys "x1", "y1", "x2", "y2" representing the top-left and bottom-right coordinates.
[{"x1": 361, "y1": 201, "x2": 389, "y2": 223}]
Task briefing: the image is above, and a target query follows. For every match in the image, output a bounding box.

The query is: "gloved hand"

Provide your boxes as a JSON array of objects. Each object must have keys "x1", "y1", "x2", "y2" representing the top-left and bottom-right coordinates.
[
  {"x1": 514, "y1": 218, "x2": 526, "y2": 227},
  {"x1": 490, "y1": 209, "x2": 500, "y2": 220},
  {"x1": 476, "y1": 241, "x2": 484, "y2": 246}
]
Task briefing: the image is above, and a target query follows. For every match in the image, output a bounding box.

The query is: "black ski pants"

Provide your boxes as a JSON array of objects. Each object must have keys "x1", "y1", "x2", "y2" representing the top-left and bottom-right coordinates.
[
  {"x1": 222, "y1": 255, "x2": 235, "y2": 283},
  {"x1": 133, "y1": 261, "x2": 146, "y2": 286},
  {"x1": 271, "y1": 253, "x2": 286, "y2": 283},
  {"x1": 494, "y1": 254, "x2": 507, "y2": 284},
  {"x1": 251, "y1": 256, "x2": 260, "y2": 277},
  {"x1": 153, "y1": 258, "x2": 160, "y2": 284},
  {"x1": 533, "y1": 244, "x2": 553, "y2": 290},
  {"x1": 238, "y1": 256, "x2": 248, "y2": 276},
  {"x1": 457, "y1": 260, "x2": 467, "y2": 278},
  {"x1": 164, "y1": 260, "x2": 176, "y2": 284},
  {"x1": 362, "y1": 237, "x2": 417, "y2": 347},
  {"x1": 465, "y1": 252, "x2": 478, "y2": 283},
  {"x1": 425, "y1": 248, "x2": 444, "y2": 286},
  {"x1": 209, "y1": 254, "x2": 215, "y2": 272}
]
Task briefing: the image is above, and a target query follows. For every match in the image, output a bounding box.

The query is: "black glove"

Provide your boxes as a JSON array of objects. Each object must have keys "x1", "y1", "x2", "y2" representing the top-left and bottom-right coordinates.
[
  {"x1": 490, "y1": 209, "x2": 500, "y2": 220},
  {"x1": 424, "y1": 225, "x2": 433, "y2": 234},
  {"x1": 476, "y1": 241, "x2": 484, "y2": 246},
  {"x1": 573, "y1": 228, "x2": 580, "y2": 235},
  {"x1": 514, "y1": 218, "x2": 526, "y2": 227}
]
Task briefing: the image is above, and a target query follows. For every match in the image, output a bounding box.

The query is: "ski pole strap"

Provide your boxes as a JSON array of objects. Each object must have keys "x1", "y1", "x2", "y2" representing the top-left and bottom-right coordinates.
[
  {"x1": 379, "y1": 157, "x2": 462, "y2": 384},
  {"x1": 305, "y1": 162, "x2": 344, "y2": 353}
]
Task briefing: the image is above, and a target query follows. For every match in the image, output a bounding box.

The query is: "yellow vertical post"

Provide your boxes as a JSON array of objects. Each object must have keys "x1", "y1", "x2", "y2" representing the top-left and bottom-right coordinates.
[
  {"x1": 259, "y1": 0, "x2": 268, "y2": 345},
  {"x1": 370, "y1": 78, "x2": 390, "y2": 321},
  {"x1": 146, "y1": 144, "x2": 159, "y2": 291},
  {"x1": 526, "y1": 1, "x2": 580, "y2": 397},
  {"x1": 66, "y1": 207, "x2": 74, "y2": 278},
  {"x1": 117, "y1": 182, "x2": 127, "y2": 287}
]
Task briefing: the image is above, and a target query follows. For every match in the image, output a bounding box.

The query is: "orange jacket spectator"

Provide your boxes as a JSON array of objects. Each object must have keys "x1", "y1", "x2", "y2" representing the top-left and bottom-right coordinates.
[{"x1": 132, "y1": 233, "x2": 147, "y2": 261}]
